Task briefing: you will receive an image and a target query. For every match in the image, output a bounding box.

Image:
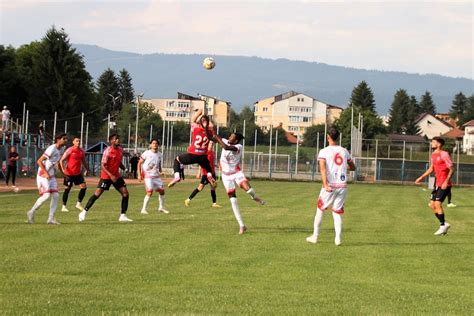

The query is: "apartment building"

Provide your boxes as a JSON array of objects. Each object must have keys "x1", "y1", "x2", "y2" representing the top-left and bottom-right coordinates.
[
  {"x1": 142, "y1": 92, "x2": 231, "y2": 127},
  {"x1": 254, "y1": 91, "x2": 343, "y2": 137}
]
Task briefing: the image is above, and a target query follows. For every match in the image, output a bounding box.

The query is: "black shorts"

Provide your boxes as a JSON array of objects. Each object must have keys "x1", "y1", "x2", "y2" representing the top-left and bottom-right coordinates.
[
  {"x1": 431, "y1": 186, "x2": 451, "y2": 203},
  {"x1": 200, "y1": 173, "x2": 216, "y2": 185},
  {"x1": 64, "y1": 174, "x2": 86, "y2": 187},
  {"x1": 97, "y1": 177, "x2": 126, "y2": 191},
  {"x1": 178, "y1": 153, "x2": 213, "y2": 174}
]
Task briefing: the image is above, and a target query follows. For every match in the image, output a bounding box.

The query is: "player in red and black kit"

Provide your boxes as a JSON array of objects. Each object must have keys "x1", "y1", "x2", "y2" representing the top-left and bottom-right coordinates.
[
  {"x1": 79, "y1": 134, "x2": 133, "y2": 222},
  {"x1": 59, "y1": 137, "x2": 89, "y2": 212},
  {"x1": 168, "y1": 109, "x2": 216, "y2": 188},
  {"x1": 416, "y1": 137, "x2": 454, "y2": 235},
  {"x1": 184, "y1": 141, "x2": 221, "y2": 208}
]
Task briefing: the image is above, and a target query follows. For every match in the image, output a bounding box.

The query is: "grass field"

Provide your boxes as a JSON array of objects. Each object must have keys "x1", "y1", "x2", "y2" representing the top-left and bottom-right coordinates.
[{"x1": 0, "y1": 180, "x2": 473, "y2": 314}]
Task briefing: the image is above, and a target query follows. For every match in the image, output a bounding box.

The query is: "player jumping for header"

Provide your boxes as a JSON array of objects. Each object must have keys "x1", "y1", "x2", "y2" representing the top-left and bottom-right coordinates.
[{"x1": 168, "y1": 109, "x2": 216, "y2": 188}]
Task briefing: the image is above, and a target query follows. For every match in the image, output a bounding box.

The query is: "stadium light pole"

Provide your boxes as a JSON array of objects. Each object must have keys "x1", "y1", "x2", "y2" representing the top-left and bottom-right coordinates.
[{"x1": 135, "y1": 93, "x2": 144, "y2": 153}]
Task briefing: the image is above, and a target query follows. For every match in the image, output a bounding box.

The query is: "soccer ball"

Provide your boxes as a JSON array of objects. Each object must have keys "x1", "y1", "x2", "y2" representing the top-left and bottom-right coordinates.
[
  {"x1": 13, "y1": 187, "x2": 20, "y2": 193},
  {"x1": 203, "y1": 57, "x2": 215, "y2": 70}
]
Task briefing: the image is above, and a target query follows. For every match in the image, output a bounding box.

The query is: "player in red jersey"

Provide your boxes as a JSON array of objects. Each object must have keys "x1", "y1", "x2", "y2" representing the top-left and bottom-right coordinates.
[
  {"x1": 416, "y1": 137, "x2": 454, "y2": 235},
  {"x1": 79, "y1": 134, "x2": 132, "y2": 222},
  {"x1": 184, "y1": 141, "x2": 221, "y2": 208},
  {"x1": 168, "y1": 109, "x2": 216, "y2": 188},
  {"x1": 59, "y1": 137, "x2": 89, "y2": 212}
]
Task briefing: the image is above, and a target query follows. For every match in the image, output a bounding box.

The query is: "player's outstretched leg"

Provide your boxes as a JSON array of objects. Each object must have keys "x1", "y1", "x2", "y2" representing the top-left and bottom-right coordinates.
[
  {"x1": 307, "y1": 208, "x2": 324, "y2": 244},
  {"x1": 228, "y1": 191, "x2": 246, "y2": 234},
  {"x1": 47, "y1": 192, "x2": 60, "y2": 225},
  {"x1": 27, "y1": 193, "x2": 51, "y2": 224},
  {"x1": 141, "y1": 193, "x2": 152, "y2": 214},
  {"x1": 240, "y1": 181, "x2": 264, "y2": 205}
]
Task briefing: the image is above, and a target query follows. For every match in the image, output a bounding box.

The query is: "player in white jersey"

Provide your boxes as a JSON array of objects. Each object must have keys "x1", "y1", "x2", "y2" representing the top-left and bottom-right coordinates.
[
  {"x1": 27, "y1": 133, "x2": 68, "y2": 224},
  {"x1": 138, "y1": 139, "x2": 169, "y2": 214},
  {"x1": 306, "y1": 128, "x2": 356, "y2": 246},
  {"x1": 209, "y1": 130, "x2": 264, "y2": 234}
]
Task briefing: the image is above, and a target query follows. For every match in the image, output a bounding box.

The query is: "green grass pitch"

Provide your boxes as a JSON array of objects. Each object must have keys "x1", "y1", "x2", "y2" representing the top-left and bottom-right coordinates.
[{"x1": 0, "y1": 181, "x2": 473, "y2": 314}]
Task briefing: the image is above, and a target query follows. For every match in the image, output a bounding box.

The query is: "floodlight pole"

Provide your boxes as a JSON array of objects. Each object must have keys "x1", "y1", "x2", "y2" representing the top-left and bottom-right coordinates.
[{"x1": 135, "y1": 93, "x2": 144, "y2": 152}]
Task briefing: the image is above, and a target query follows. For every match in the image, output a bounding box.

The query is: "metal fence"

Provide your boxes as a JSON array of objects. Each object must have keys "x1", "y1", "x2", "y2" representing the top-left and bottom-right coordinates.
[{"x1": 2, "y1": 135, "x2": 474, "y2": 186}]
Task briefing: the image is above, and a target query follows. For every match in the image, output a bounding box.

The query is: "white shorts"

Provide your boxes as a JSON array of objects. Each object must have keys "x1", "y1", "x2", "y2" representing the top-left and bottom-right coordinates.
[
  {"x1": 317, "y1": 187, "x2": 347, "y2": 214},
  {"x1": 144, "y1": 177, "x2": 164, "y2": 193},
  {"x1": 221, "y1": 171, "x2": 247, "y2": 193},
  {"x1": 36, "y1": 176, "x2": 58, "y2": 195}
]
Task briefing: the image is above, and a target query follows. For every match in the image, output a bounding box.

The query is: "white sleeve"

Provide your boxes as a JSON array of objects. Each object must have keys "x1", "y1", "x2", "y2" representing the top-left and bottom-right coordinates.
[
  {"x1": 317, "y1": 148, "x2": 327, "y2": 160},
  {"x1": 44, "y1": 145, "x2": 55, "y2": 158}
]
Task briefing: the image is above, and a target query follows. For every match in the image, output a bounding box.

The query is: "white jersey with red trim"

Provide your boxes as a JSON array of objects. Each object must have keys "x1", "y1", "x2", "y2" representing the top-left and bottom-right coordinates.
[
  {"x1": 38, "y1": 144, "x2": 64, "y2": 178},
  {"x1": 140, "y1": 150, "x2": 162, "y2": 178},
  {"x1": 317, "y1": 145, "x2": 351, "y2": 188},
  {"x1": 219, "y1": 139, "x2": 243, "y2": 175}
]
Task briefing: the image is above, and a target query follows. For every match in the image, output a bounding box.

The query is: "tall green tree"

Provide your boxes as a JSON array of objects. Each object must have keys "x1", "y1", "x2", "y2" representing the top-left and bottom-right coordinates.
[
  {"x1": 410, "y1": 95, "x2": 422, "y2": 116},
  {"x1": 0, "y1": 45, "x2": 25, "y2": 116},
  {"x1": 350, "y1": 80, "x2": 376, "y2": 112},
  {"x1": 16, "y1": 27, "x2": 97, "y2": 135},
  {"x1": 419, "y1": 91, "x2": 436, "y2": 115},
  {"x1": 333, "y1": 81, "x2": 385, "y2": 147},
  {"x1": 302, "y1": 124, "x2": 325, "y2": 147},
  {"x1": 449, "y1": 92, "x2": 468, "y2": 121},
  {"x1": 459, "y1": 94, "x2": 474, "y2": 126},
  {"x1": 96, "y1": 68, "x2": 120, "y2": 117},
  {"x1": 388, "y1": 89, "x2": 411, "y2": 134},
  {"x1": 405, "y1": 96, "x2": 421, "y2": 135},
  {"x1": 118, "y1": 68, "x2": 135, "y2": 105}
]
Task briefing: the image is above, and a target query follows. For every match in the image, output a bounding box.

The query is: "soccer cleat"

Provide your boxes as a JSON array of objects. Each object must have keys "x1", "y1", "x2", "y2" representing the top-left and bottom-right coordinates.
[
  {"x1": 27, "y1": 210, "x2": 34, "y2": 224},
  {"x1": 140, "y1": 209, "x2": 149, "y2": 215},
  {"x1": 306, "y1": 235, "x2": 318, "y2": 244},
  {"x1": 159, "y1": 208, "x2": 169, "y2": 214},
  {"x1": 447, "y1": 203, "x2": 456, "y2": 208},
  {"x1": 47, "y1": 219, "x2": 61, "y2": 225},
  {"x1": 61, "y1": 205, "x2": 70, "y2": 212},
  {"x1": 335, "y1": 236, "x2": 342, "y2": 246},
  {"x1": 239, "y1": 225, "x2": 247, "y2": 235},
  {"x1": 167, "y1": 177, "x2": 181, "y2": 188},
  {"x1": 119, "y1": 214, "x2": 133, "y2": 222},
  {"x1": 75, "y1": 202, "x2": 84, "y2": 211},
  {"x1": 78, "y1": 210, "x2": 87, "y2": 222},
  {"x1": 443, "y1": 222, "x2": 451, "y2": 235},
  {"x1": 184, "y1": 198, "x2": 191, "y2": 207},
  {"x1": 254, "y1": 197, "x2": 265, "y2": 205},
  {"x1": 434, "y1": 223, "x2": 451, "y2": 236},
  {"x1": 212, "y1": 203, "x2": 222, "y2": 208}
]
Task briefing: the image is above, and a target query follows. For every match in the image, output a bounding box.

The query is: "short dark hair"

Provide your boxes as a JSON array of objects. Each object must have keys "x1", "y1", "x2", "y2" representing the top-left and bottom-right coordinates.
[
  {"x1": 327, "y1": 128, "x2": 340, "y2": 141},
  {"x1": 432, "y1": 136, "x2": 445, "y2": 146},
  {"x1": 150, "y1": 138, "x2": 161, "y2": 145},
  {"x1": 201, "y1": 115, "x2": 210, "y2": 123},
  {"x1": 55, "y1": 133, "x2": 67, "y2": 142},
  {"x1": 234, "y1": 132, "x2": 245, "y2": 143},
  {"x1": 109, "y1": 133, "x2": 119, "y2": 141}
]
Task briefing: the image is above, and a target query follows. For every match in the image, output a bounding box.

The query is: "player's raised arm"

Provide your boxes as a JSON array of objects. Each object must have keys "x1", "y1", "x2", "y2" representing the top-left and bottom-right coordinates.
[
  {"x1": 209, "y1": 130, "x2": 238, "y2": 152},
  {"x1": 191, "y1": 108, "x2": 203, "y2": 124}
]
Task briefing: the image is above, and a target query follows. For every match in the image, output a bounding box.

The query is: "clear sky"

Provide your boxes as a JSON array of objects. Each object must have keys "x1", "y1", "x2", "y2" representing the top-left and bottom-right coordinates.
[{"x1": 1, "y1": 0, "x2": 473, "y2": 79}]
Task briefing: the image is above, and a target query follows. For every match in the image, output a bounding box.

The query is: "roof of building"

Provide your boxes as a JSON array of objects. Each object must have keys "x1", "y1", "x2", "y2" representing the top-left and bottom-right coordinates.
[
  {"x1": 415, "y1": 113, "x2": 453, "y2": 129},
  {"x1": 198, "y1": 93, "x2": 231, "y2": 104},
  {"x1": 463, "y1": 119, "x2": 474, "y2": 127},
  {"x1": 442, "y1": 128, "x2": 464, "y2": 139},
  {"x1": 177, "y1": 92, "x2": 200, "y2": 101},
  {"x1": 285, "y1": 131, "x2": 298, "y2": 144},
  {"x1": 387, "y1": 134, "x2": 425, "y2": 142}
]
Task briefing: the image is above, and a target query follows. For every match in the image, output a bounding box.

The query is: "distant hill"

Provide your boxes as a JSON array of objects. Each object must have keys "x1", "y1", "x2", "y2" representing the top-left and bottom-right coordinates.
[{"x1": 74, "y1": 44, "x2": 473, "y2": 114}]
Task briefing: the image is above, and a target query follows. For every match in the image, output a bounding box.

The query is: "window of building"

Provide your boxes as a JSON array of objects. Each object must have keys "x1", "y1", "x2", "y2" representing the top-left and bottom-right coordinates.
[
  {"x1": 303, "y1": 117, "x2": 311, "y2": 123},
  {"x1": 263, "y1": 107, "x2": 268, "y2": 112}
]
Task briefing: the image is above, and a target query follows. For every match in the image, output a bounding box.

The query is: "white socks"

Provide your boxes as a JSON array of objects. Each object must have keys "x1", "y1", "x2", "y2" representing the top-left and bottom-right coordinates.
[
  {"x1": 332, "y1": 212, "x2": 342, "y2": 240},
  {"x1": 29, "y1": 193, "x2": 51, "y2": 215},
  {"x1": 312, "y1": 208, "x2": 343, "y2": 241},
  {"x1": 142, "y1": 195, "x2": 151, "y2": 211},
  {"x1": 159, "y1": 194, "x2": 165, "y2": 209},
  {"x1": 246, "y1": 188, "x2": 257, "y2": 200},
  {"x1": 230, "y1": 197, "x2": 244, "y2": 227},
  {"x1": 312, "y1": 208, "x2": 324, "y2": 237},
  {"x1": 48, "y1": 192, "x2": 59, "y2": 221}
]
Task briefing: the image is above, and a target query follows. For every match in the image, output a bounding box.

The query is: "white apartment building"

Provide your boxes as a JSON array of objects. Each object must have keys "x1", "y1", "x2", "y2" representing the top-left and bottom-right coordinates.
[
  {"x1": 463, "y1": 120, "x2": 474, "y2": 155},
  {"x1": 142, "y1": 92, "x2": 230, "y2": 127},
  {"x1": 254, "y1": 91, "x2": 343, "y2": 137}
]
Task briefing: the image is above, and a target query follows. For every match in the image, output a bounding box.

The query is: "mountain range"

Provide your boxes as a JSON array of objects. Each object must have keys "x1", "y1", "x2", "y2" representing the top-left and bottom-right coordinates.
[{"x1": 73, "y1": 44, "x2": 473, "y2": 115}]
